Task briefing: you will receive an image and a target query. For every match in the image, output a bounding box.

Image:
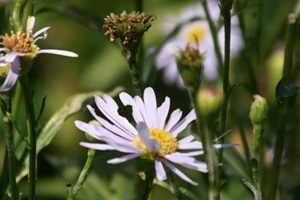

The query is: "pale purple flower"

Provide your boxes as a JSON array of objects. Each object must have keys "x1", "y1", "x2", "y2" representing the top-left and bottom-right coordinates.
[
  {"x1": 155, "y1": 1, "x2": 243, "y2": 87},
  {"x1": 0, "y1": 16, "x2": 78, "y2": 92},
  {"x1": 75, "y1": 87, "x2": 234, "y2": 185}
]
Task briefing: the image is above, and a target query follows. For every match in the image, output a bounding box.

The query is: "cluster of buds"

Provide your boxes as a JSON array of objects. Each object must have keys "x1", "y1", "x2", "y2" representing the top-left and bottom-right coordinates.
[{"x1": 103, "y1": 11, "x2": 156, "y2": 56}]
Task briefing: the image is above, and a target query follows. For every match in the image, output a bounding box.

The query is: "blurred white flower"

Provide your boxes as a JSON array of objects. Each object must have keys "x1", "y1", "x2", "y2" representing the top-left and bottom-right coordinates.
[
  {"x1": 155, "y1": 1, "x2": 243, "y2": 87},
  {"x1": 75, "y1": 87, "x2": 235, "y2": 185},
  {"x1": 0, "y1": 16, "x2": 78, "y2": 92}
]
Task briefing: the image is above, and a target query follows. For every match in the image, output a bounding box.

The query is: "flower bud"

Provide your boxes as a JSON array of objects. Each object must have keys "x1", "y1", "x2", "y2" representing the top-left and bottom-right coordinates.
[
  {"x1": 249, "y1": 94, "x2": 269, "y2": 125},
  {"x1": 197, "y1": 85, "x2": 223, "y2": 119},
  {"x1": 175, "y1": 44, "x2": 205, "y2": 90}
]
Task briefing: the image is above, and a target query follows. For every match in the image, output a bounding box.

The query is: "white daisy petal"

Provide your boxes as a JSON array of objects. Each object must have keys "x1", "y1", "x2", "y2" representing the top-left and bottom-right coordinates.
[
  {"x1": 38, "y1": 49, "x2": 78, "y2": 57},
  {"x1": 80, "y1": 142, "x2": 115, "y2": 151},
  {"x1": 170, "y1": 109, "x2": 196, "y2": 136},
  {"x1": 155, "y1": 160, "x2": 167, "y2": 181},
  {"x1": 107, "y1": 153, "x2": 141, "y2": 164},
  {"x1": 74, "y1": 120, "x2": 102, "y2": 140},
  {"x1": 163, "y1": 160, "x2": 198, "y2": 186},
  {"x1": 0, "y1": 57, "x2": 20, "y2": 92},
  {"x1": 178, "y1": 135, "x2": 195, "y2": 144},
  {"x1": 120, "y1": 92, "x2": 144, "y2": 123},
  {"x1": 143, "y1": 87, "x2": 158, "y2": 127},
  {"x1": 136, "y1": 122, "x2": 160, "y2": 152},
  {"x1": 213, "y1": 143, "x2": 238, "y2": 149},
  {"x1": 156, "y1": 96, "x2": 170, "y2": 129},
  {"x1": 165, "y1": 109, "x2": 182, "y2": 131},
  {"x1": 33, "y1": 26, "x2": 50, "y2": 39},
  {"x1": 178, "y1": 141, "x2": 203, "y2": 149},
  {"x1": 87, "y1": 105, "x2": 136, "y2": 139}
]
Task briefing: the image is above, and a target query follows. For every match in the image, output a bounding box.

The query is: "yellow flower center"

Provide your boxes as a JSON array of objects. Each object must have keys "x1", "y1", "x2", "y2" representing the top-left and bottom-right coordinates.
[
  {"x1": 0, "y1": 28, "x2": 39, "y2": 56},
  {"x1": 181, "y1": 22, "x2": 207, "y2": 45},
  {"x1": 133, "y1": 128, "x2": 178, "y2": 161}
]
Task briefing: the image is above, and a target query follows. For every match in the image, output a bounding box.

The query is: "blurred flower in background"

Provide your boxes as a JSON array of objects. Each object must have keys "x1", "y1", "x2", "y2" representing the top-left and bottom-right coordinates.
[
  {"x1": 155, "y1": 1, "x2": 243, "y2": 87},
  {"x1": 0, "y1": 0, "x2": 9, "y2": 6}
]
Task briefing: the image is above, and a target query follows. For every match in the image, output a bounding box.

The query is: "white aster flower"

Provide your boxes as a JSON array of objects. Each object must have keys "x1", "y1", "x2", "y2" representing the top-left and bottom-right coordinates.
[
  {"x1": 0, "y1": 16, "x2": 78, "y2": 92},
  {"x1": 75, "y1": 87, "x2": 233, "y2": 185},
  {"x1": 155, "y1": 1, "x2": 243, "y2": 87}
]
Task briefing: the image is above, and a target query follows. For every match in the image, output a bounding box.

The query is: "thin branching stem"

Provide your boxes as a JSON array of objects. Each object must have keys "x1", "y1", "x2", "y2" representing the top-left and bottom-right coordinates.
[{"x1": 20, "y1": 76, "x2": 36, "y2": 200}]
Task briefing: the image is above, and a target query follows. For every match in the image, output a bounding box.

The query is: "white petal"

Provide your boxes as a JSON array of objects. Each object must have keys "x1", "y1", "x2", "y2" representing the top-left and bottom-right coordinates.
[
  {"x1": 155, "y1": 160, "x2": 166, "y2": 181},
  {"x1": 26, "y1": 16, "x2": 36, "y2": 33},
  {"x1": 134, "y1": 96, "x2": 151, "y2": 126},
  {"x1": 170, "y1": 109, "x2": 196, "y2": 136},
  {"x1": 165, "y1": 109, "x2": 182, "y2": 132},
  {"x1": 74, "y1": 120, "x2": 102, "y2": 140},
  {"x1": 33, "y1": 26, "x2": 51, "y2": 39},
  {"x1": 136, "y1": 122, "x2": 160, "y2": 152},
  {"x1": 178, "y1": 141, "x2": 203, "y2": 149},
  {"x1": 165, "y1": 154, "x2": 207, "y2": 172},
  {"x1": 120, "y1": 92, "x2": 144, "y2": 123},
  {"x1": 163, "y1": 160, "x2": 198, "y2": 186},
  {"x1": 143, "y1": 87, "x2": 158, "y2": 127},
  {"x1": 94, "y1": 95, "x2": 136, "y2": 137},
  {"x1": 213, "y1": 143, "x2": 238, "y2": 149},
  {"x1": 107, "y1": 153, "x2": 140, "y2": 164},
  {"x1": 156, "y1": 97, "x2": 170, "y2": 129},
  {"x1": 178, "y1": 135, "x2": 195, "y2": 144},
  {"x1": 105, "y1": 140, "x2": 140, "y2": 153},
  {"x1": 80, "y1": 142, "x2": 115, "y2": 151},
  {"x1": 38, "y1": 49, "x2": 78, "y2": 57},
  {"x1": 0, "y1": 58, "x2": 20, "y2": 92},
  {"x1": 87, "y1": 105, "x2": 136, "y2": 139}
]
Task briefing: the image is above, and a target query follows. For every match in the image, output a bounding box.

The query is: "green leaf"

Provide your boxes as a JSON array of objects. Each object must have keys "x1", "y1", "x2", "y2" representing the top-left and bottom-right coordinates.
[
  {"x1": 275, "y1": 77, "x2": 300, "y2": 104},
  {"x1": 36, "y1": 2, "x2": 104, "y2": 33},
  {"x1": 15, "y1": 87, "x2": 122, "y2": 182}
]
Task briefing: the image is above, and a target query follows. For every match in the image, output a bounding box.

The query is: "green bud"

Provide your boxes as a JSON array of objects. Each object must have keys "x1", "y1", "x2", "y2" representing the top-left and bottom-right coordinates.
[
  {"x1": 175, "y1": 44, "x2": 205, "y2": 90},
  {"x1": 197, "y1": 86, "x2": 223, "y2": 119},
  {"x1": 249, "y1": 95, "x2": 268, "y2": 159},
  {"x1": 249, "y1": 94, "x2": 269, "y2": 125}
]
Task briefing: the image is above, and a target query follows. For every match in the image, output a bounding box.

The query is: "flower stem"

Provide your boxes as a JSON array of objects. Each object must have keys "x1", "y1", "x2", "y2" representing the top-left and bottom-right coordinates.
[
  {"x1": 167, "y1": 169, "x2": 184, "y2": 200},
  {"x1": 1, "y1": 92, "x2": 20, "y2": 200},
  {"x1": 218, "y1": 0, "x2": 233, "y2": 162},
  {"x1": 136, "y1": 161, "x2": 155, "y2": 200},
  {"x1": 19, "y1": 76, "x2": 36, "y2": 200},
  {"x1": 126, "y1": 50, "x2": 142, "y2": 96},
  {"x1": 201, "y1": 0, "x2": 223, "y2": 70},
  {"x1": 267, "y1": 11, "x2": 297, "y2": 200},
  {"x1": 187, "y1": 88, "x2": 218, "y2": 200},
  {"x1": 66, "y1": 148, "x2": 95, "y2": 200}
]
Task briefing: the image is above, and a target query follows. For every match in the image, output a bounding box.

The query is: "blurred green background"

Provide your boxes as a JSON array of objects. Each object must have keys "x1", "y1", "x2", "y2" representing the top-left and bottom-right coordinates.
[{"x1": 1, "y1": 0, "x2": 300, "y2": 199}]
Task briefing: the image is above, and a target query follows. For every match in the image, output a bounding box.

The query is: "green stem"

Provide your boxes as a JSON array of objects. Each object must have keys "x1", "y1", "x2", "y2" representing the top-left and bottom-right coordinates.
[
  {"x1": 187, "y1": 88, "x2": 217, "y2": 200},
  {"x1": 25, "y1": 0, "x2": 36, "y2": 17},
  {"x1": 66, "y1": 148, "x2": 95, "y2": 200},
  {"x1": 136, "y1": 161, "x2": 155, "y2": 200},
  {"x1": 126, "y1": 51, "x2": 142, "y2": 96},
  {"x1": 201, "y1": 0, "x2": 224, "y2": 71},
  {"x1": 251, "y1": 159, "x2": 262, "y2": 200},
  {"x1": 267, "y1": 12, "x2": 297, "y2": 200},
  {"x1": 167, "y1": 170, "x2": 184, "y2": 200},
  {"x1": 218, "y1": 0, "x2": 232, "y2": 159},
  {"x1": 136, "y1": 0, "x2": 143, "y2": 12},
  {"x1": 2, "y1": 92, "x2": 19, "y2": 200},
  {"x1": 19, "y1": 76, "x2": 36, "y2": 200}
]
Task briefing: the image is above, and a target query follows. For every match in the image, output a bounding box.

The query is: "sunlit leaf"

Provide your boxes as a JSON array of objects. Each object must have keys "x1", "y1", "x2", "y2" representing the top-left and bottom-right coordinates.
[{"x1": 16, "y1": 87, "x2": 122, "y2": 182}]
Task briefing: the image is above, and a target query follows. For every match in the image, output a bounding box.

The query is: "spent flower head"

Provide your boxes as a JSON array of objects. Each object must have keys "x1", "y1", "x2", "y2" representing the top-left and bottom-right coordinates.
[
  {"x1": 75, "y1": 87, "x2": 234, "y2": 185},
  {"x1": 103, "y1": 11, "x2": 156, "y2": 56},
  {"x1": 0, "y1": 16, "x2": 78, "y2": 92}
]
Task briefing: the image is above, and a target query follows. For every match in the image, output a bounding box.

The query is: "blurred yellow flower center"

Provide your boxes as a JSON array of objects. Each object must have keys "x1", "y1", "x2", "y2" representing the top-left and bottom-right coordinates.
[
  {"x1": 181, "y1": 22, "x2": 207, "y2": 45},
  {"x1": 133, "y1": 128, "x2": 178, "y2": 161},
  {"x1": 0, "y1": 28, "x2": 39, "y2": 56}
]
